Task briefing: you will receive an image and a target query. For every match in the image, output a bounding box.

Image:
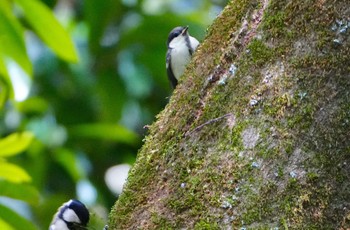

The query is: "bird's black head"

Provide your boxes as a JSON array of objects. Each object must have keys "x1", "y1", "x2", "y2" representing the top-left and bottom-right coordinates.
[
  {"x1": 167, "y1": 26, "x2": 188, "y2": 47},
  {"x1": 68, "y1": 199, "x2": 90, "y2": 226}
]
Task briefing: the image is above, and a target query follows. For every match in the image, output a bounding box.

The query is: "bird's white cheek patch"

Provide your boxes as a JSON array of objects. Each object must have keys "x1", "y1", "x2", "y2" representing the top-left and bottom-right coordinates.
[{"x1": 63, "y1": 208, "x2": 81, "y2": 223}]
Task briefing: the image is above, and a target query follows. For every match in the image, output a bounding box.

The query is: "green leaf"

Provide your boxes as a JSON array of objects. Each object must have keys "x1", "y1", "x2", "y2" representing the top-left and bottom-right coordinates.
[
  {"x1": 0, "y1": 132, "x2": 34, "y2": 157},
  {"x1": 0, "y1": 162, "x2": 31, "y2": 183},
  {"x1": 0, "y1": 79, "x2": 9, "y2": 109},
  {"x1": 14, "y1": 0, "x2": 78, "y2": 62},
  {"x1": 0, "y1": 180, "x2": 39, "y2": 205},
  {"x1": 0, "y1": 1, "x2": 32, "y2": 75},
  {"x1": 0, "y1": 57, "x2": 9, "y2": 80},
  {"x1": 0, "y1": 204, "x2": 38, "y2": 230},
  {"x1": 69, "y1": 123, "x2": 139, "y2": 144},
  {"x1": 0, "y1": 58, "x2": 14, "y2": 102},
  {"x1": 17, "y1": 97, "x2": 49, "y2": 114},
  {"x1": 0, "y1": 218, "x2": 15, "y2": 230}
]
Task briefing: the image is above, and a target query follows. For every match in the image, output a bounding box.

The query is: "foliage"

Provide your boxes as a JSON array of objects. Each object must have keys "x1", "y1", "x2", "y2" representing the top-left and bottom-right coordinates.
[
  {"x1": 0, "y1": 0, "x2": 226, "y2": 229},
  {"x1": 0, "y1": 132, "x2": 38, "y2": 229}
]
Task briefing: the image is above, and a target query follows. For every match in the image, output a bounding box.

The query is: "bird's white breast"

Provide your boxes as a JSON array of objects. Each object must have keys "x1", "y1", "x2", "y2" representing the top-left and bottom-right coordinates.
[{"x1": 169, "y1": 36, "x2": 199, "y2": 80}]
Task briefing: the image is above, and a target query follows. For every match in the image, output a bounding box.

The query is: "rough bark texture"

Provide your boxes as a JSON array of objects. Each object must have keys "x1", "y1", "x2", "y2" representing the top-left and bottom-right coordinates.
[{"x1": 109, "y1": 0, "x2": 350, "y2": 229}]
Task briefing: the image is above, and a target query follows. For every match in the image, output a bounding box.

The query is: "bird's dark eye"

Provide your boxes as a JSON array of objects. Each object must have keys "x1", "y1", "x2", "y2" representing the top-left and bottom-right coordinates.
[{"x1": 167, "y1": 27, "x2": 185, "y2": 46}]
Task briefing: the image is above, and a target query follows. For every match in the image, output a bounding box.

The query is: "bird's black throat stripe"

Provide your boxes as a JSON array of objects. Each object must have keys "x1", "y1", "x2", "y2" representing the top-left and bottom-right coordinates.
[{"x1": 58, "y1": 205, "x2": 74, "y2": 229}]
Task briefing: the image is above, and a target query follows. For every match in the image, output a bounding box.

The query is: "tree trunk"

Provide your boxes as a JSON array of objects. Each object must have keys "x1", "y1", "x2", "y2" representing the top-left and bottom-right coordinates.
[{"x1": 109, "y1": 0, "x2": 350, "y2": 229}]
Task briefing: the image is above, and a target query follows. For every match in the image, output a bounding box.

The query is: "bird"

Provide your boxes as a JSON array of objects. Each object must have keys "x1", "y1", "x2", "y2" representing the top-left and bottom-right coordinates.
[
  {"x1": 166, "y1": 26, "x2": 200, "y2": 88},
  {"x1": 49, "y1": 199, "x2": 90, "y2": 230}
]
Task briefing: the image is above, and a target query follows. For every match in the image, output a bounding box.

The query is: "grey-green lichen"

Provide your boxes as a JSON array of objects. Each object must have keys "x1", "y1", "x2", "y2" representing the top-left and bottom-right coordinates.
[{"x1": 109, "y1": 0, "x2": 350, "y2": 229}]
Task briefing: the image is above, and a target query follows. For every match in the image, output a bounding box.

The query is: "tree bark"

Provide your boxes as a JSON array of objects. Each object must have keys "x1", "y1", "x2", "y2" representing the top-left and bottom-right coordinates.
[{"x1": 109, "y1": 0, "x2": 350, "y2": 229}]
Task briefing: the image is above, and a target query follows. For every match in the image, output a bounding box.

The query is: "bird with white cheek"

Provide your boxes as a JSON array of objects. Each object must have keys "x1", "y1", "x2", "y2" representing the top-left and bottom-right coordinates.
[
  {"x1": 166, "y1": 26, "x2": 200, "y2": 88},
  {"x1": 49, "y1": 199, "x2": 89, "y2": 230}
]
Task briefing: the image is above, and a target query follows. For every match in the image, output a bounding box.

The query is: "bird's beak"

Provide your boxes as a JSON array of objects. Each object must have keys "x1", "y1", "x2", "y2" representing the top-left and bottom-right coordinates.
[{"x1": 181, "y1": 26, "x2": 189, "y2": 35}]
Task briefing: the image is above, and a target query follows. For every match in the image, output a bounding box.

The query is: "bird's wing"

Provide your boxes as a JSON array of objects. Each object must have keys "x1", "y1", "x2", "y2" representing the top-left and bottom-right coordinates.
[{"x1": 166, "y1": 49, "x2": 178, "y2": 88}]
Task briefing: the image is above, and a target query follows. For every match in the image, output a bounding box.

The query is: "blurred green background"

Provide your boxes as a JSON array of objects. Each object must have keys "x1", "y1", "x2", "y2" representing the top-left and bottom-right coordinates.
[{"x1": 0, "y1": 0, "x2": 227, "y2": 229}]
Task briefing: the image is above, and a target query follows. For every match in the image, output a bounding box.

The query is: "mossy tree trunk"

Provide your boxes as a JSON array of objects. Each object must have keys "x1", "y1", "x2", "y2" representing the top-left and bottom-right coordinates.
[{"x1": 109, "y1": 0, "x2": 350, "y2": 229}]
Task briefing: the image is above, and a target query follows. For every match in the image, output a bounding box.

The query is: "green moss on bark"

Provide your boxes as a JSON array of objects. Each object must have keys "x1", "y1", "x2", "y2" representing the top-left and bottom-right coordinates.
[{"x1": 109, "y1": 0, "x2": 350, "y2": 229}]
